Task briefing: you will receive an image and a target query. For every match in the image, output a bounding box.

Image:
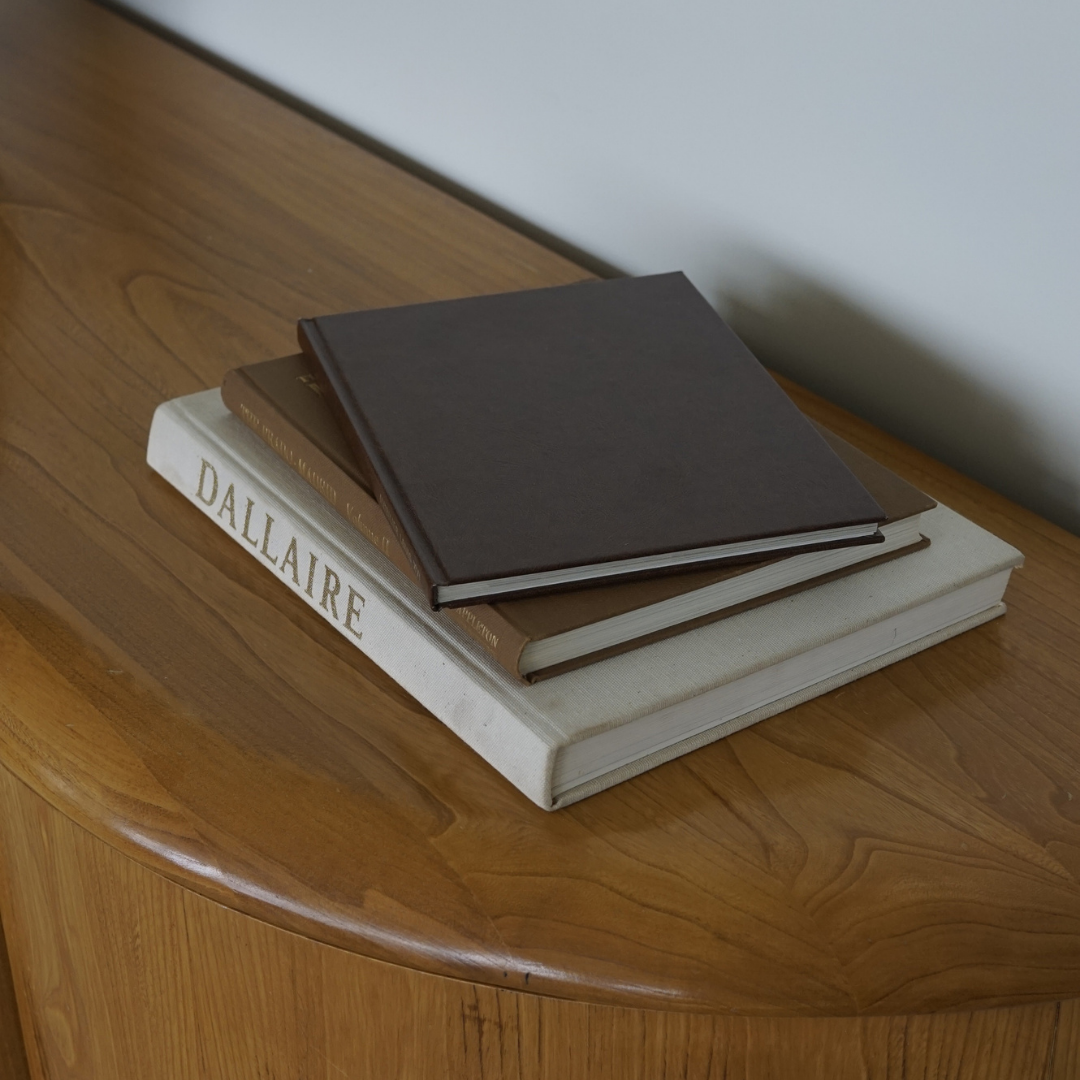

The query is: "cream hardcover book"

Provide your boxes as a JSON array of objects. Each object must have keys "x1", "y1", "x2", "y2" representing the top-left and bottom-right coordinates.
[{"x1": 147, "y1": 390, "x2": 1023, "y2": 809}]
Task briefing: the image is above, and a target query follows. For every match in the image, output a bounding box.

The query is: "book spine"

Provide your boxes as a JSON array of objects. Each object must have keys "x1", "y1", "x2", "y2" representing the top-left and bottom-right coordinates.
[
  {"x1": 145, "y1": 397, "x2": 556, "y2": 808},
  {"x1": 297, "y1": 319, "x2": 446, "y2": 608},
  {"x1": 220, "y1": 368, "x2": 530, "y2": 680}
]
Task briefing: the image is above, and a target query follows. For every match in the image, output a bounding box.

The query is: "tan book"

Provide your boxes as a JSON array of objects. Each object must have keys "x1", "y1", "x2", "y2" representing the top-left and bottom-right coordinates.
[{"x1": 222, "y1": 356, "x2": 935, "y2": 681}]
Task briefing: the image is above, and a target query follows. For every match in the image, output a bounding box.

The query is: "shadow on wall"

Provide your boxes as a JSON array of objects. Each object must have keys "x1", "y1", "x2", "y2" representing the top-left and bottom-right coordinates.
[{"x1": 718, "y1": 262, "x2": 1080, "y2": 535}]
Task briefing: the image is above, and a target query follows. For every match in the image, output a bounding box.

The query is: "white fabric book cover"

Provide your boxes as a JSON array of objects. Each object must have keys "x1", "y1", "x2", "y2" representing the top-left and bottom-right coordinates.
[{"x1": 147, "y1": 390, "x2": 1023, "y2": 809}]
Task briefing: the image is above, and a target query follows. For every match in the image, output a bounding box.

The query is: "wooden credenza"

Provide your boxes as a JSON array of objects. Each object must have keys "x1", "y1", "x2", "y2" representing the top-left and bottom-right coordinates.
[{"x1": 2, "y1": 1, "x2": 1080, "y2": 1076}]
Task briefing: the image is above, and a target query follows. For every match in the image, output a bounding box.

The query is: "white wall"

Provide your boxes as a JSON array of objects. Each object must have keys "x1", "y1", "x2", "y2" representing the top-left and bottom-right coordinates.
[{"x1": 125, "y1": 0, "x2": 1080, "y2": 531}]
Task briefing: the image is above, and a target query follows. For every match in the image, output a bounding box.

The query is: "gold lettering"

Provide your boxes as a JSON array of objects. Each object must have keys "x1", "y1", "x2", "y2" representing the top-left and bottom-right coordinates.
[
  {"x1": 298, "y1": 373, "x2": 323, "y2": 396},
  {"x1": 241, "y1": 498, "x2": 259, "y2": 546},
  {"x1": 259, "y1": 514, "x2": 278, "y2": 564},
  {"x1": 344, "y1": 586, "x2": 365, "y2": 639},
  {"x1": 345, "y1": 504, "x2": 391, "y2": 553},
  {"x1": 297, "y1": 459, "x2": 336, "y2": 503},
  {"x1": 304, "y1": 553, "x2": 318, "y2": 597},
  {"x1": 217, "y1": 483, "x2": 236, "y2": 528},
  {"x1": 455, "y1": 607, "x2": 499, "y2": 650},
  {"x1": 379, "y1": 495, "x2": 421, "y2": 577},
  {"x1": 280, "y1": 537, "x2": 300, "y2": 585},
  {"x1": 196, "y1": 459, "x2": 219, "y2": 505},
  {"x1": 320, "y1": 565, "x2": 341, "y2": 619},
  {"x1": 238, "y1": 404, "x2": 296, "y2": 466}
]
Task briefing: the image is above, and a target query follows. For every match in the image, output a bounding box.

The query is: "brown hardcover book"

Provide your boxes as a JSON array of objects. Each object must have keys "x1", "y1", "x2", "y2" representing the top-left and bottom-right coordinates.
[
  {"x1": 222, "y1": 356, "x2": 935, "y2": 682},
  {"x1": 297, "y1": 273, "x2": 887, "y2": 608}
]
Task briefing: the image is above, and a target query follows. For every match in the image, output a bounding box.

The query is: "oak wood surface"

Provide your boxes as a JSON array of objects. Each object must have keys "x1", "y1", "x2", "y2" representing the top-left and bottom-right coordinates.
[
  {"x1": 2, "y1": 0, "x2": 1080, "y2": 1023},
  {"x1": 0, "y1": 914, "x2": 30, "y2": 1080},
  {"x1": 1053, "y1": 999, "x2": 1080, "y2": 1080},
  {"x1": 0, "y1": 768, "x2": 1067, "y2": 1080}
]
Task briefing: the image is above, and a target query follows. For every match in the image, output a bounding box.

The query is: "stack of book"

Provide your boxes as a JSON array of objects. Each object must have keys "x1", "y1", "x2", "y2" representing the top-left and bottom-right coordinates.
[{"x1": 147, "y1": 274, "x2": 1022, "y2": 809}]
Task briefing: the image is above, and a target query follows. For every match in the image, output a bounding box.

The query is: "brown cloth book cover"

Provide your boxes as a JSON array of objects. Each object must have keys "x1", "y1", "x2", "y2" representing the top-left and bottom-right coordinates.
[
  {"x1": 223, "y1": 355, "x2": 935, "y2": 681},
  {"x1": 297, "y1": 273, "x2": 887, "y2": 607}
]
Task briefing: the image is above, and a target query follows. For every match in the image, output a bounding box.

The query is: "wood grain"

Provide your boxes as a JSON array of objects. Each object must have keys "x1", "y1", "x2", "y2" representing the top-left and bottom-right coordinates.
[
  {"x1": 0, "y1": 767, "x2": 1065, "y2": 1080},
  {"x1": 2, "y1": 0, "x2": 1080, "y2": 1034},
  {"x1": 1052, "y1": 999, "x2": 1080, "y2": 1079},
  {"x1": 0, "y1": 915, "x2": 30, "y2": 1080}
]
